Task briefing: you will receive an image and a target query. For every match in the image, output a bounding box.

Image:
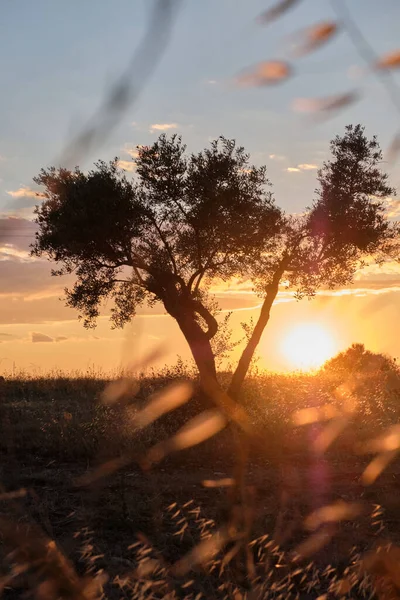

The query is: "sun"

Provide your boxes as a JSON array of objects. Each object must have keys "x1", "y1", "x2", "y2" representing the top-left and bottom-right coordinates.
[{"x1": 280, "y1": 323, "x2": 336, "y2": 370}]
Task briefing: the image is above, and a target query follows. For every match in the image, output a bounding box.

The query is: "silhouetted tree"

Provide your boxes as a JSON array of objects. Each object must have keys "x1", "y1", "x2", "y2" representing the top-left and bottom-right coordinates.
[
  {"x1": 32, "y1": 136, "x2": 281, "y2": 381},
  {"x1": 33, "y1": 125, "x2": 398, "y2": 399},
  {"x1": 323, "y1": 343, "x2": 398, "y2": 376},
  {"x1": 229, "y1": 124, "x2": 398, "y2": 397}
]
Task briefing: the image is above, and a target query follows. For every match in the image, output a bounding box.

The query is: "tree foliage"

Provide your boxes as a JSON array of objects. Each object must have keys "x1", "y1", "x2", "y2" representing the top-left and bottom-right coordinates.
[{"x1": 253, "y1": 125, "x2": 396, "y2": 297}]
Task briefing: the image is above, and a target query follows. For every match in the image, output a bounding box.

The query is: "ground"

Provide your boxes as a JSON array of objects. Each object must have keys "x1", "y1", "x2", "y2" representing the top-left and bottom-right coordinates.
[{"x1": 1, "y1": 370, "x2": 400, "y2": 598}]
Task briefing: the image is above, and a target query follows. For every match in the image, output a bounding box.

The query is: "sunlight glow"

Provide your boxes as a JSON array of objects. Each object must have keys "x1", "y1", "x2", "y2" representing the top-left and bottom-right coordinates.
[{"x1": 281, "y1": 323, "x2": 336, "y2": 370}]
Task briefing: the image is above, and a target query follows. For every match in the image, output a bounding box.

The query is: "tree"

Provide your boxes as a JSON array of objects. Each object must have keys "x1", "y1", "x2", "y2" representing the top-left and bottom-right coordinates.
[
  {"x1": 323, "y1": 343, "x2": 398, "y2": 376},
  {"x1": 229, "y1": 124, "x2": 398, "y2": 397},
  {"x1": 32, "y1": 135, "x2": 282, "y2": 383},
  {"x1": 33, "y1": 125, "x2": 398, "y2": 400}
]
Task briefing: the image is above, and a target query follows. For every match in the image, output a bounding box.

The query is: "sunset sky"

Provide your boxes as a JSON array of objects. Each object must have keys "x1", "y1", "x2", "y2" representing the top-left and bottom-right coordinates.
[{"x1": 1, "y1": 0, "x2": 400, "y2": 374}]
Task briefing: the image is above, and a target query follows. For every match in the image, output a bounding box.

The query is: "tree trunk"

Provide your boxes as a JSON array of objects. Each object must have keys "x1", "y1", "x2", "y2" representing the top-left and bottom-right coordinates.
[
  {"x1": 228, "y1": 257, "x2": 288, "y2": 398},
  {"x1": 160, "y1": 283, "x2": 218, "y2": 382},
  {"x1": 228, "y1": 288, "x2": 277, "y2": 398},
  {"x1": 177, "y1": 315, "x2": 217, "y2": 380}
]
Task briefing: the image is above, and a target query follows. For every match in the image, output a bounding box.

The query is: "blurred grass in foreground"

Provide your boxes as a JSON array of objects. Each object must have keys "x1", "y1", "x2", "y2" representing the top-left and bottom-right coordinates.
[{"x1": 1, "y1": 352, "x2": 400, "y2": 598}]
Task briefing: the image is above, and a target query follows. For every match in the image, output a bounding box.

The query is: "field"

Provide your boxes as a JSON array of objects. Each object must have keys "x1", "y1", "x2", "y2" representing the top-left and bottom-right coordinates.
[{"x1": 1, "y1": 362, "x2": 400, "y2": 598}]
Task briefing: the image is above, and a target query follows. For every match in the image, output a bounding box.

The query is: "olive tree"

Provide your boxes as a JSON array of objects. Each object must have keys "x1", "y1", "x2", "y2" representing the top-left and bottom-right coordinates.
[
  {"x1": 229, "y1": 124, "x2": 398, "y2": 397},
  {"x1": 32, "y1": 135, "x2": 282, "y2": 381}
]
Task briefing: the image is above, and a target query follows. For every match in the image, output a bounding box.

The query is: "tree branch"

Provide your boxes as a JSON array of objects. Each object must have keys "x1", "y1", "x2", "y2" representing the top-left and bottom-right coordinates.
[
  {"x1": 147, "y1": 213, "x2": 179, "y2": 275},
  {"x1": 132, "y1": 265, "x2": 146, "y2": 286},
  {"x1": 188, "y1": 267, "x2": 204, "y2": 292},
  {"x1": 193, "y1": 270, "x2": 206, "y2": 294},
  {"x1": 188, "y1": 249, "x2": 221, "y2": 294},
  {"x1": 126, "y1": 247, "x2": 152, "y2": 273},
  {"x1": 91, "y1": 258, "x2": 127, "y2": 270},
  {"x1": 192, "y1": 300, "x2": 218, "y2": 340}
]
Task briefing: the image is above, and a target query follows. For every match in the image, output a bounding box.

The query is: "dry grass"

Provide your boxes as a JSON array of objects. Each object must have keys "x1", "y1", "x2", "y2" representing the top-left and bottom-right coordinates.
[
  {"x1": 1, "y1": 364, "x2": 399, "y2": 460},
  {"x1": 1, "y1": 363, "x2": 400, "y2": 598}
]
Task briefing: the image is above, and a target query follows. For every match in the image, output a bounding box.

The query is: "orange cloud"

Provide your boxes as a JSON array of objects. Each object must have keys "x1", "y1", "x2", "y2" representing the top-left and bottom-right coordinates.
[
  {"x1": 385, "y1": 197, "x2": 400, "y2": 219},
  {"x1": 287, "y1": 164, "x2": 318, "y2": 172},
  {"x1": 0, "y1": 245, "x2": 35, "y2": 262},
  {"x1": 32, "y1": 332, "x2": 53, "y2": 343},
  {"x1": 298, "y1": 163, "x2": 318, "y2": 170},
  {"x1": 123, "y1": 144, "x2": 141, "y2": 159},
  {"x1": 150, "y1": 123, "x2": 178, "y2": 132},
  {"x1": 117, "y1": 160, "x2": 136, "y2": 172},
  {"x1": 6, "y1": 186, "x2": 45, "y2": 199}
]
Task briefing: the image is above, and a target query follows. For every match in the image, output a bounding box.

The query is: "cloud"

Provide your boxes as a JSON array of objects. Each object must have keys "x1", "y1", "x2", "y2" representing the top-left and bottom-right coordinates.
[
  {"x1": 0, "y1": 216, "x2": 36, "y2": 235},
  {"x1": 5, "y1": 187, "x2": 45, "y2": 211},
  {"x1": 117, "y1": 144, "x2": 146, "y2": 171},
  {"x1": 117, "y1": 160, "x2": 136, "y2": 172},
  {"x1": 150, "y1": 123, "x2": 178, "y2": 133},
  {"x1": 0, "y1": 217, "x2": 37, "y2": 255},
  {"x1": 55, "y1": 336, "x2": 68, "y2": 342},
  {"x1": 31, "y1": 332, "x2": 53, "y2": 343},
  {"x1": 0, "y1": 244, "x2": 35, "y2": 262},
  {"x1": 355, "y1": 261, "x2": 400, "y2": 283},
  {"x1": 1, "y1": 207, "x2": 36, "y2": 219},
  {"x1": 269, "y1": 154, "x2": 285, "y2": 161},
  {"x1": 206, "y1": 79, "x2": 217, "y2": 85},
  {"x1": 0, "y1": 259, "x2": 68, "y2": 298},
  {"x1": 0, "y1": 296, "x2": 73, "y2": 325},
  {"x1": 0, "y1": 332, "x2": 18, "y2": 340},
  {"x1": 286, "y1": 163, "x2": 318, "y2": 173},
  {"x1": 298, "y1": 163, "x2": 318, "y2": 170},
  {"x1": 6, "y1": 186, "x2": 45, "y2": 200},
  {"x1": 385, "y1": 197, "x2": 400, "y2": 219},
  {"x1": 123, "y1": 144, "x2": 141, "y2": 159},
  {"x1": 318, "y1": 285, "x2": 400, "y2": 298}
]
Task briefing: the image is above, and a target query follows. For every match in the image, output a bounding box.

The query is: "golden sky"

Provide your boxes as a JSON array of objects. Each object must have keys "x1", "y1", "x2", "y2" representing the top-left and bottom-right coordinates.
[
  {"x1": 1, "y1": 1, "x2": 400, "y2": 374},
  {"x1": 0, "y1": 224, "x2": 399, "y2": 375}
]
